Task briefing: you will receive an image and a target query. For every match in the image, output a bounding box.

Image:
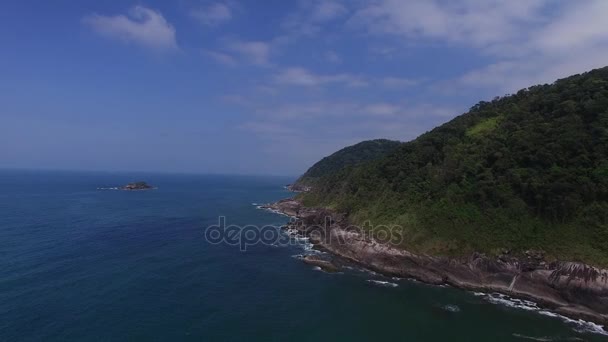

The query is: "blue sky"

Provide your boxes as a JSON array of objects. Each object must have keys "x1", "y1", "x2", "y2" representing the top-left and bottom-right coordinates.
[{"x1": 2, "y1": 0, "x2": 608, "y2": 175}]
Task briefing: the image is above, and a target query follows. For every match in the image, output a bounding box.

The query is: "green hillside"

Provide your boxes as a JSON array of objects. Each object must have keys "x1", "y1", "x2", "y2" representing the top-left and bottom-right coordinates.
[
  {"x1": 295, "y1": 139, "x2": 401, "y2": 186},
  {"x1": 300, "y1": 67, "x2": 608, "y2": 266}
]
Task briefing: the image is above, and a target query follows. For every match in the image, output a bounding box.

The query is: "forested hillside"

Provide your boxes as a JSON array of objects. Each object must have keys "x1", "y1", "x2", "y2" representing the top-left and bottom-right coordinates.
[
  {"x1": 300, "y1": 67, "x2": 608, "y2": 266},
  {"x1": 295, "y1": 139, "x2": 401, "y2": 186}
]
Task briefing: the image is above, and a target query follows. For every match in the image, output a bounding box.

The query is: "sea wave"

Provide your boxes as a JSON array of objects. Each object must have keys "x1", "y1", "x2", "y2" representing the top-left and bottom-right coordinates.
[
  {"x1": 442, "y1": 304, "x2": 461, "y2": 313},
  {"x1": 512, "y1": 333, "x2": 555, "y2": 341},
  {"x1": 367, "y1": 280, "x2": 399, "y2": 288},
  {"x1": 252, "y1": 203, "x2": 312, "y2": 253},
  {"x1": 254, "y1": 204, "x2": 296, "y2": 218},
  {"x1": 473, "y1": 292, "x2": 608, "y2": 336}
]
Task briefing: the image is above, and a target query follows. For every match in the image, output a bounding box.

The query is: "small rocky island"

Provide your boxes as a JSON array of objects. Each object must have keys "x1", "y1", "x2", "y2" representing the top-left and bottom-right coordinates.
[{"x1": 120, "y1": 181, "x2": 154, "y2": 190}]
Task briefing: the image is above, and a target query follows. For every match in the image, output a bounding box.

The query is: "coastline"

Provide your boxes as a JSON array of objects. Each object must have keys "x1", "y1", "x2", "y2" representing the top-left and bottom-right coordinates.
[{"x1": 263, "y1": 197, "x2": 608, "y2": 330}]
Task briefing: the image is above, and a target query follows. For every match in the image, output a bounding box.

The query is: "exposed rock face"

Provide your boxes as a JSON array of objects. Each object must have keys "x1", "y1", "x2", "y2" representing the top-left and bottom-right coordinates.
[
  {"x1": 269, "y1": 198, "x2": 608, "y2": 325},
  {"x1": 285, "y1": 184, "x2": 311, "y2": 193},
  {"x1": 260, "y1": 199, "x2": 302, "y2": 217},
  {"x1": 121, "y1": 181, "x2": 154, "y2": 190},
  {"x1": 300, "y1": 255, "x2": 340, "y2": 273}
]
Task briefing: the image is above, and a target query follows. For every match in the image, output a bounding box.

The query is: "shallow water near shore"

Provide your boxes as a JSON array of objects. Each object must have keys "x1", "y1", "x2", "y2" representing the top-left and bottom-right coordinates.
[{"x1": 0, "y1": 170, "x2": 606, "y2": 341}]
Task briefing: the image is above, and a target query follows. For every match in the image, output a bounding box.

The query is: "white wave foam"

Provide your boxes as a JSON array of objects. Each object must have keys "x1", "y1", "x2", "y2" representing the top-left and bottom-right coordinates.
[
  {"x1": 300, "y1": 241, "x2": 324, "y2": 254},
  {"x1": 251, "y1": 203, "x2": 324, "y2": 256},
  {"x1": 474, "y1": 292, "x2": 608, "y2": 336},
  {"x1": 512, "y1": 333, "x2": 554, "y2": 341},
  {"x1": 538, "y1": 311, "x2": 607, "y2": 336},
  {"x1": 442, "y1": 304, "x2": 461, "y2": 313},
  {"x1": 254, "y1": 204, "x2": 297, "y2": 218},
  {"x1": 361, "y1": 268, "x2": 378, "y2": 276},
  {"x1": 484, "y1": 293, "x2": 538, "y2": 311},
  {"x1": 282, "y1": 226, "x2": 325, "y2": 255},
  {"x1": 367, "y1": 280, "x2": 398, "y2": 287}
]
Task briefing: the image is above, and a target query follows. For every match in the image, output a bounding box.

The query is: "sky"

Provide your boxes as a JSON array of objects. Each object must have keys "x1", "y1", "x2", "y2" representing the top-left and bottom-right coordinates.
[{"x1": 1, "y1": 0, "x2": 608, "y2": 176}]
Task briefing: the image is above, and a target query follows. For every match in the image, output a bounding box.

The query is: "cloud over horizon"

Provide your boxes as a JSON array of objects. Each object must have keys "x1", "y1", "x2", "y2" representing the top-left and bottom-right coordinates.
[{"x1": 4, "y1": 0, "x2": 608, "y2": 174}]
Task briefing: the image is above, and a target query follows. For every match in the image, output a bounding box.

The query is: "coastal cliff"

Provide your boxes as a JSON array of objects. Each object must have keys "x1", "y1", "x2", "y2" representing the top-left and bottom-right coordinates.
[
  {"x1": 265, "y1": 198, "x2": 608, "y2": 326},
  {"x1": 298, "y1": 67, "x2": 608, "y2": 268},
  {"x1": 265, "y1": 67, "x2": 608, "y2": 328}
]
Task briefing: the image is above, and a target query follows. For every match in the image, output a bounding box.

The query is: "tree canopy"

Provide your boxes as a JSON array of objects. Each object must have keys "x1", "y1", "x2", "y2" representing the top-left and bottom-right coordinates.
[
  {"x1": 295, "y1": 139, "x2": 401, "y2": 186},
  {"x1": 300, "y1": 66, "x2": 608, "y2": 266}
]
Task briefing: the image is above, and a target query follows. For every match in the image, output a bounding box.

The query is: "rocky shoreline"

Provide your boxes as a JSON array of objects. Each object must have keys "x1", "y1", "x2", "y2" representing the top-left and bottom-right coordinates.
[{"x1": 263, "y1": 198, "x2": 608, "y2": 328}]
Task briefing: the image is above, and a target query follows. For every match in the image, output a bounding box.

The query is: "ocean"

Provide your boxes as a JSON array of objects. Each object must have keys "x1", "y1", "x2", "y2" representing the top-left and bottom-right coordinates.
[{"x1": 0, "y1": 170, "x2": 606, "y2": 341}]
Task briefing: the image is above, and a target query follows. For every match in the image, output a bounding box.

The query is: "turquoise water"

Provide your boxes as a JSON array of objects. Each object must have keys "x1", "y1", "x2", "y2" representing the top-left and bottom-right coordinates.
[{"x1": 0, "y1": 170, "x2": 606, "y2": 341}]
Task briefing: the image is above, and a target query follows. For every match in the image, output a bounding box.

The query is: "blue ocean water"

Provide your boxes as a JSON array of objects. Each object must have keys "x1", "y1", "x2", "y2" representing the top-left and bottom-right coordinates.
[{"x1": 0, "y1": 170, "x2": 606, "y2": 341}]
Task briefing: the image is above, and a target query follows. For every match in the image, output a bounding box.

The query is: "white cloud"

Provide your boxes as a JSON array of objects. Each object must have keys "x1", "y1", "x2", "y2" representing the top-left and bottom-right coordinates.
[
  {"x1": 227, "y1": 40, "x2": 271, "y2": 66},
  {"x1": 274, "y1": 67, "x2": 366, "y2": 87},
  {"x1": 533, "y1": 1, "x2": 608, "y2": 53},
  {"x1": 363, "y1": 103, "x2": 401, "y2": 116},
  {"x1": 311, "y1": 1, "x2": 348, "y2": 22},
  {"x1": 203, "y1": 50, "x2": 237, "y2": 66},
  {"x1": 325, "y1": 51, "x2": 342, "y2": 64},
  {"x1": 191, "y1": 2, "x2": 233, "y2": 26},
  {"x1": 203, "y1": 39, "x2": 272, "y2": 67},
  {"x1": 381, "y1": 77, "x2": 418, "y2": 88},
  {"x1": 83, "y1": 6, "x2": 177, "y2": 50},
  {"x1": 254, "y1": 85, "x2": 279, "y2": 96},
  {"x1": 279, "y1": 0, "x2": 348, "y2": 41},
  {"x1": 255, "y1": 101, "x2": 358, "y2": 119},
  {"x1": 249, "y1": 100, "x2": 453, "y2": 122},
  {"x1": 352, "y1": 0, "x2": 549, "y2": 49},
  {"x1": 241, "y1": 100, "x2": 458, "y2": 145},
  {"x1": 351, "y1": 0, "x2": 608, "y2": 94},
  {"x1": 272, "y1": 68, "x2": 420, "y2": 89},
  {"x1": 453, "y1": 0, "x2": 608, "y2": 93},
  {"x1": 240, "y1": 122, "x2": 294, "y2": 135}
]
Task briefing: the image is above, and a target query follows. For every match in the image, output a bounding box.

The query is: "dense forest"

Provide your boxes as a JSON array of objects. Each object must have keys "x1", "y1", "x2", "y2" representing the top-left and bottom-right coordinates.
[
  {"x1": 299, "y1": 66, "x2": 608, "y2": 266},
  {"x1": 295, "y1": 139, "x2": 401, "y2": 186}
]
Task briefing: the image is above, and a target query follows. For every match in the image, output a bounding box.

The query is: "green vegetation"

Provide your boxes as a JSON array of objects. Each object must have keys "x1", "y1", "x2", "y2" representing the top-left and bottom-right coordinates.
[
  {"x1": 295, "y1": 139, "x2": 401, "y2": 186},
  {"x1": 466, "y1": 116, "x2": 501, "y2": 137},
  {"x1": 299, "y1": 66, "x2": 608, "y2": 266}
]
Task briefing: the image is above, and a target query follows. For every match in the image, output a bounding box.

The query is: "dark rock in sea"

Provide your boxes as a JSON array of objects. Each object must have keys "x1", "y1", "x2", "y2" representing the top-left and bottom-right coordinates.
[
  {"x1": 121, "y1": 181, "x2": 154, "y2": 190},
  {"x1": 300, "y1": 255, "x2": 340, "y2": 273},
  {"x1": 260, "y1": 198, "x2": 302, "y2": 217}
]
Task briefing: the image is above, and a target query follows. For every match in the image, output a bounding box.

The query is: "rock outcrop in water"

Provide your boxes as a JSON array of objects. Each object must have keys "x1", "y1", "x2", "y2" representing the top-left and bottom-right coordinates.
[
  {"x1": 121, "y1": 182, "x2": 154, "y2": 190},
  {"x1": 269, "y1": 198, "x2": 608, "y2": 326},
  {"x1": 300, "y1": 255, "x2": 340, "y2": 273},
  {"x1": 261, "y1": 199, "x2": 301, "y2": 216}
]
